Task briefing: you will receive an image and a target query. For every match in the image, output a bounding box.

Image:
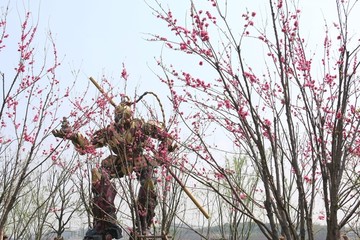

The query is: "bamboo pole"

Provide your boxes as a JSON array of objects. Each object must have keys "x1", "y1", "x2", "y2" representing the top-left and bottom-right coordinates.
[
  {"x1": 167, "y1": 166, "x2": 210, "y2": 219},
  {"x1": 89, "y1": 76, "x2": 117, "y2": 107}
]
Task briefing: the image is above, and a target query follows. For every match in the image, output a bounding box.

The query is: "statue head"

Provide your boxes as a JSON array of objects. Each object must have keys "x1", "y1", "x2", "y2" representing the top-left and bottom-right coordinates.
[{"x1": 114, "y1": 96, "x2": 132, "y2": 123}]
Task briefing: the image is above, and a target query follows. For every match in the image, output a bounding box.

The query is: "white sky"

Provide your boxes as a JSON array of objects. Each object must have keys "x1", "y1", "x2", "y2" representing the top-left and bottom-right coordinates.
[
  {"x1": 3, "y1": 0, "x2": 181, "y2": 98},
  {"x1": 4, "y1": 0, "x2": 355, "y2": 97}
]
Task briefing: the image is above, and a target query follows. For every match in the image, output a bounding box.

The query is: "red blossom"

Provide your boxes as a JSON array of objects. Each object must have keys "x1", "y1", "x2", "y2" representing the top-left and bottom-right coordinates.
[
  {"x1": 304, "y1": 175, "x2": 312, "y2": 184},
  {"x1": 200, "y1": 30, "x2": 209, "y2": 41},
  {"x1": 165, "y1": 175, "x2": 172, "y2": 181},
  {"x1": 180, "y1": 43, "x2": 187, "y2": 50},
  {"x1": 324, "y1": 73, "x2": 336, "y2": 85},
  {"x1": 237, "y1": 106, "x2": 248, "y2": 119},
  {"x1": 336, "y1": 111, "x2": 342, "y2": 119},
  {"x1": 23, "y1": 132, "x2": 34, "y2": 143},
  {"x1": 51, "y1": 155, "x2": 57, "y2": 161},
  {"x1": 224, "y1": 99, "x2": 231, "y2": 109},
  {"x1": 33, "y1": 114, "x2": 39, "y2": 122},
  {"x1": 239, "y1": 193, "x2": 247, "y2": 200},
  {"x1": 244, "y1": 72, "x2": 258, "y2": 83},
  {"x1": 121, "y1": 63, "x2": 129, "y2": 80},
  {"x1": 264, "y1": 119, "x2": 271, "y2": 126}
]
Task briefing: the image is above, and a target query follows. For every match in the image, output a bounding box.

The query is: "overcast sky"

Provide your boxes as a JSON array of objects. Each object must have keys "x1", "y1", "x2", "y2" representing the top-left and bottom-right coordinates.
[
  {"x1": 4, "y1": 0, "x2": 169, "y2": 93},
  {"x1": 4, "y1": 0, "x2": 358, "y2": 96}
]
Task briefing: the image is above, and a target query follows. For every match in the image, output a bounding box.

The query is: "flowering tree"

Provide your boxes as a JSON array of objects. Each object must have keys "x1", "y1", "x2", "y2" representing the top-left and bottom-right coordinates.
[
  {"x1": 5, "y1": 164, "x2": 79, "y2": 239},
  {"x1": 151, "y1": 0, "x2": 360, "y2": 239},
  {"x1": 214, "y1": 157, "x2": 259, "y2": 239},
  {"x1": 0, "y1": 5, "x2": 73, "y2": 239},
  {"x1": 45, "y1": 164, "x2": 83, "y2": 239}
]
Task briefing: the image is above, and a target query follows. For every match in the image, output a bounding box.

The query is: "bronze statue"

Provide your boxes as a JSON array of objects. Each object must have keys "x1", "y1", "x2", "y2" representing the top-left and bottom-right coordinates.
[{"x1": 53, "y1": 96, "x2": 175, "y2": 239}]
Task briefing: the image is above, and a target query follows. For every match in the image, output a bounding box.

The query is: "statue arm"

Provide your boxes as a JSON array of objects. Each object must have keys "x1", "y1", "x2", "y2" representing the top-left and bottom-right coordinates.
[
  {"x1": 142, "y1": 120, "x2": 177, "y2": 152},
  {"x1": 52, "y1": 117, "x2": 107, "y2": 154},
  {"x1": 53, "y1": 129, "x2": 93, "y2": 155}
]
